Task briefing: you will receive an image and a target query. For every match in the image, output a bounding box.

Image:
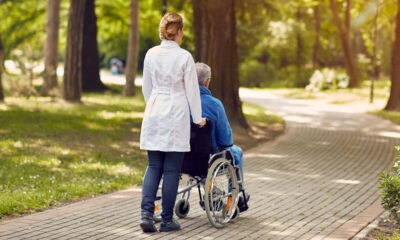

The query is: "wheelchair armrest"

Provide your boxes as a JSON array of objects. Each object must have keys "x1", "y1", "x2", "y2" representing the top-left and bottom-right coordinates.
[{"x1": 208, "y1": 149, "x2": 235, "y2": 166}]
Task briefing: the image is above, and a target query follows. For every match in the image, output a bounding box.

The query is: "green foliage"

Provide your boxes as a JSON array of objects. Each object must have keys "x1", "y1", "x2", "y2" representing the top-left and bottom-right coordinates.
[
  {"x1": 240, "y1": 60, "x2": 313, "y2": 88},
  {"x1": 0, "y1": 90, "x2": 147, "y2": 217},
  {"x1": 240, "y1": 60, "x2": 271, "y2": 87},
  {"x1": 379, "y1": 146, "x2": 400, "y2": 224},
  {"x1": 278, "y1": 65, "x2": 314, "y2": 88},
  {"x1": 96, "y1": 0, "x2": 130, "y2": 67},
  {"x1": 96, "y1": 0, "x2": 194, "y2": 69},
  {"x1": 0, "y1": 0, "x2": 46, "y2": 58}
]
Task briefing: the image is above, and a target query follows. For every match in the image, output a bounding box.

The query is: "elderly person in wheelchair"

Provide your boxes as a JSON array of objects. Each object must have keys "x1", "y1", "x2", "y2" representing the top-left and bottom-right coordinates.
[
  {"x1": 195, "y1": 62, "x2": 250, "y2": 212},
  {"x1": 154, "y1": 63, "x2": 250, "y2": 229}
]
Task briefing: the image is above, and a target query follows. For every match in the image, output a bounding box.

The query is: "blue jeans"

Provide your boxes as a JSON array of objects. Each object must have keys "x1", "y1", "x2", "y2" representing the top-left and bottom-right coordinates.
[
  {"x1": 141, "y1": 151, "x2": 184, "y2": 222},
  {"x1": 229, "y1": 145, "x2": 243, "y2": 179},
  {"x1": 227, "y1": 145, "x2": 244, "y2": 191}
]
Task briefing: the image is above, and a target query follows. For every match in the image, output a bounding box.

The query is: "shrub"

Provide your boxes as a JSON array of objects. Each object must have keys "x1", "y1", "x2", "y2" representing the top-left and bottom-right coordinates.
[
  {"x1": 379, "y1": 146, "x2": 400, "y2": 224},
  {"x1": 277, "y1": 65, "x2": 313, "y2": 88},
  {"x1": 239, "y1": 60, "x2": 313, "y2": 88},
  {"x1": 240, "y1": 60, "x2": 268, "y2": 87},
  {"x1": 305, "y1": 68, "x2": 349, "y2": 92}
]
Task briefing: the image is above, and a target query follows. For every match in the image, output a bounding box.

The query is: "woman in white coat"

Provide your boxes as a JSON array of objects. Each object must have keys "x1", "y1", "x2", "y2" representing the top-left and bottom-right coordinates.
[{"x1": 139, "y1": 13, "x2": 206, "y2": 233}]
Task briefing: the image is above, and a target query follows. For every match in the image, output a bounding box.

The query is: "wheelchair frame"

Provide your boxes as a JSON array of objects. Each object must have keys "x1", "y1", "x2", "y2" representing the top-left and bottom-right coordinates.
[{"x1": 155, "y1": 149, "x2": 248, "y2": 229}]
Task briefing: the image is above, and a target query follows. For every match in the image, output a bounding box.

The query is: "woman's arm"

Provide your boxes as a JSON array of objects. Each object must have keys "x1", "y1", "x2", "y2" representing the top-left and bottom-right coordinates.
[
  {"x1": 183, "y1": 55, "x2": 203, "y2": 124},
  {"x1": 142, "y1": 54, "x2": 152, "y2": 102}
]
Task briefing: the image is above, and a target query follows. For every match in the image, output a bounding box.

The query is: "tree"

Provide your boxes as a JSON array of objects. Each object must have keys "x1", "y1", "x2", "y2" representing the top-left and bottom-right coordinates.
[
  {"x1": 42, "y1": 0, "x2": 60, "y2": 95},
  {"x1": 124, "y1": 0, "x2": 139, "y2": 96},
  {"x1": 329, "y1": 0, "x2": 360, "y2": 88},
  {"x1": 81, "y1": 0, "x2": 107, "y2": 92},
  {"x1": 384, "y1": 0, "x2": 400, "y2": 111},
  {"x1": 63, "y1": 0, "x2": 86, "y2": 102},
  {"x1": 0, "y1": 35, "x2": 4, "y2": 102},
  {"x1": 194, "y1": 0, "x2": 248, "y2": 128},
  {"x1": 312, "y1": 4, "x2": 321, "y2": 68},
  {"x1": 193, "y1": 0, "x2": 208, "y2": 62}
]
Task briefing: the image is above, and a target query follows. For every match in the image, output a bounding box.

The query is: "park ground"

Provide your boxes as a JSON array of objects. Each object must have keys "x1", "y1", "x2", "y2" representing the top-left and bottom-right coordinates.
[{"x1": 1, "y1": 77, "x2": 400, "y2": 238}]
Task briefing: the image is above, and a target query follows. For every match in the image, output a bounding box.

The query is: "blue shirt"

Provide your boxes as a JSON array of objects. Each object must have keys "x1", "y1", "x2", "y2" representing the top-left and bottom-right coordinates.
[{"x1": 199, "y1": 85, "x2": 233, "y2": 150}]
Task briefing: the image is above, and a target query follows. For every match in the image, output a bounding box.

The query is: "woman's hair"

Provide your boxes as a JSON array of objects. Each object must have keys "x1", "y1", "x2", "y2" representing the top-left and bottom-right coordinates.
[
  {"x1": 195, "y1": 62, "x2": 211, "y2": 85},
  {"x1": 159, "y1": 13, "x2": 183, "y2": 40}
]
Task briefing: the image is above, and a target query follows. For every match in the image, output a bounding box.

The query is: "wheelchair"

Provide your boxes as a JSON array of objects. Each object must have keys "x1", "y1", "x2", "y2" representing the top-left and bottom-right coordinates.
[{"x1": 154, "y1": 123, "x2": 248, "y2": 228}]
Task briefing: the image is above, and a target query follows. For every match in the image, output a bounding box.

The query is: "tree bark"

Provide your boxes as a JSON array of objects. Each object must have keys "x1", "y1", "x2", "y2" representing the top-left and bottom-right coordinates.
[
  {"x1": 329, "y1": 0, "x2": 360, "y2": 88},
  {"x1": 124, "y1": 0, "x2": 139, "y2": 96},
  {"x1": 296, "y1": 7, "x2": 304, "y2": 76},
  {"x1": 200, "y1": 0, "x2": 248, "y2": 128},
  {"x1": 63, "y1": 0, "x2": 86, "y2": 102},
  {"x1": 193, "y1": 0, "x2": 208, "y2": 62},
  {"x1": 384, "y1": 0, "x2": 400, "y2": 111},
  {"x1": 0, "y1": 35, "x2": 4, "y2": 102},
  {"x1": 81, "y1": 0, "x2": 107, "y2": 92},
  {"x1": 371, "y1": 1, "x2": 380, "y2": 79},
  {"x1": 42, "y1": 0, "x2": 60, "y2": 95},
  {"x1": 312, "y1": 5, "x2": 321, "y2": 68}
]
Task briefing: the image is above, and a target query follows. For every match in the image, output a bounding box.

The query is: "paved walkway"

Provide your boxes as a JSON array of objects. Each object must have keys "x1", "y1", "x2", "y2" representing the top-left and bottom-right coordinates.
[{"x1": 1, "y1": 89, "x2": 400, "y2": 240}]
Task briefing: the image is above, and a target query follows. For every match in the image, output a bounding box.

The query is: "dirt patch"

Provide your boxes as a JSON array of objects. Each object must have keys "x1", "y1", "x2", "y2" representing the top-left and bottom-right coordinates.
[
  {"x1": 233, "y1": 122, "x2": 285, "y2": 151},
  {"x1": 362, "y1": 217, "x2": 400, "y2": 239}
]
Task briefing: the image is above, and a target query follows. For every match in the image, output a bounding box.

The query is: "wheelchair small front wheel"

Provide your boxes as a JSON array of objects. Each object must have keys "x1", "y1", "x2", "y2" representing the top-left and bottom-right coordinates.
[{"x1": 174, "y1": 198, "x2": 190, "y2": 218}]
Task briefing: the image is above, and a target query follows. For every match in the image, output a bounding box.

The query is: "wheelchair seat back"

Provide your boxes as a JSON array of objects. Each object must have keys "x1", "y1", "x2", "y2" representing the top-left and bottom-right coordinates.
[{"x1": 181, "y1": 122, "x2": 212, "y2": 178}]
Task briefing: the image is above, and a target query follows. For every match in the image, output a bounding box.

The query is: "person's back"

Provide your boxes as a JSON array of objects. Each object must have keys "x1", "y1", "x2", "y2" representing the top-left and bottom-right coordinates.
[
  {"x1": 141, "y1": 40, "x2": 201, "y2": 151},
  {"x1": 144, "y1": 42, "x2": 192, "y2": 94},
  {"x1": 199, "y1": 86, "x2": 233, "y2": 151}
]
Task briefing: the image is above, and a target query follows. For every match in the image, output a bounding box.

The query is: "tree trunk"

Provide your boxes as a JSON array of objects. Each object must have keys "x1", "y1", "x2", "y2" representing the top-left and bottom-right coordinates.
[
  {"x1": 371, "y1": 1, "x2": 380, "y2": 79},
  {"x1": 81, "y1": 0, "x2": 107, "y2": 92},
  {"x1": 193, "y1": 0, "x2": 208, "y2": 62},
  {"x1": 162, "y1": 0, "x2": 167, "y2": 16},
  {"x1": 200, "y1": 0, "x2": 248, "y2": 128},
  {"x1": 296, "y1": 7, "x2": 304, "y2": 76},
  {"x1": 0, "y1": 36, "x2": 4, "y2": 102},
  {"x1": 312, "y1": 5, "x2": 321, "y2": 68},
  {"x1": 384, "y1": 0, "x2": 400, "y2": 111},
  {"x1": 329, "y1": 0, "x2": 360, "y2": 88},
  {"x1": 63, "y1": 0, "x2": 86, "y2": 102},
  {"x1": 42, "y1": 0, "x2": 60, "y2": 95},
  {"x1": 124, "y1": 0, "x2": 139, "y2": 96}
]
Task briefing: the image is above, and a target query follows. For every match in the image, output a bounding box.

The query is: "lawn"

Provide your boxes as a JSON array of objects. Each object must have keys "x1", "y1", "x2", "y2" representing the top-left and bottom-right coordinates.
[
  {"x1": 265, "y1": 80, "x2": 390, "y2": 106},
  {"x1": 0, "y1": 90, "x2": 147, "y2": 218},
  {"x1": 264, "y1": 80, "x2": 400, "y2": 125},
  {"x1": 0, "y1": 88, "x2": 284, "y2": 219}
]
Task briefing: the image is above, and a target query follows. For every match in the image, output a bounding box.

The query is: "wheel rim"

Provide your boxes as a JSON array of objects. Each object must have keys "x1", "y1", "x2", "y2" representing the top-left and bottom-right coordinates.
[{"x1": 205, "y1": 158, "x2": 238, "y2": 228}]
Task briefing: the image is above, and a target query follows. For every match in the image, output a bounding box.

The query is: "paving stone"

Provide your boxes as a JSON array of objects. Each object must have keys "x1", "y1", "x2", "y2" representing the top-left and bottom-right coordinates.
[{"x1": 1, "y1": 90, "x2": 399, "y2": 239}]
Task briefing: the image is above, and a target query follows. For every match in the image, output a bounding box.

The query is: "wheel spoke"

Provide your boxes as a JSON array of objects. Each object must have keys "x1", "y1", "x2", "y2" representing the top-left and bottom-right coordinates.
[{"x1": 204, "y1": 158, "x2": 239, "y2": 228}]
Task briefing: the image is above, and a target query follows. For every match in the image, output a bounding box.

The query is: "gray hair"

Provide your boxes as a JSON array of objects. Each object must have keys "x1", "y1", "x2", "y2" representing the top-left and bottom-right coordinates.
[{"x1": 195, "y1": 62, "x2": 211, "y2": 85}]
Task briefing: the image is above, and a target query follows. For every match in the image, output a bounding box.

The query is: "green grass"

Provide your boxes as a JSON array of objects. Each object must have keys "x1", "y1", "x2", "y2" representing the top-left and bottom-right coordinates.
[
  {"x1": 266, "y1": 80, "x2": 390, "y2": 105},
  {"x1": 0, "y1": 90, "x2": 147, "y2": 218},
  {"x1": 243, "y1": 102, "x2": 284, "y2": 127},
  {"x1": 262, "y1": 80, "x2": 400, "y2": 126},
  {"x1": 373, "y1": 110, "x2": 400, "y2": 125}
]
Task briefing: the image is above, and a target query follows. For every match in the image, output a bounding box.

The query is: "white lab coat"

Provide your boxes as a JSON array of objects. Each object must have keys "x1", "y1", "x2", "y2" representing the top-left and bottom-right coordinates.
[{"x1": 139, "y1": 40, "x2": 202, "y2": 152}]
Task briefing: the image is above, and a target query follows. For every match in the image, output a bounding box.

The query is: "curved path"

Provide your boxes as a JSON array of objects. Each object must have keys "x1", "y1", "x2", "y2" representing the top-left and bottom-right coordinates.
[{"x1": 1, "y1": 89, "x2": 399, "y2": 240}]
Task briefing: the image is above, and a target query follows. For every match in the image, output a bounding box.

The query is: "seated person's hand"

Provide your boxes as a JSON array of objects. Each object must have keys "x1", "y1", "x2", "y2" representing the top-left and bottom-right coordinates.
[{"x1": 198, "y1": 118, "x2": 207, "y2": 128}]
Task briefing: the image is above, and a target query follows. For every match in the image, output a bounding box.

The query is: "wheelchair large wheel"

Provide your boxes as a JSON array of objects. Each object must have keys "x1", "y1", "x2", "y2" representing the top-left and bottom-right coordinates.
[{"x1": 204, "y1": 158, "x2": 239, "y2": 228}]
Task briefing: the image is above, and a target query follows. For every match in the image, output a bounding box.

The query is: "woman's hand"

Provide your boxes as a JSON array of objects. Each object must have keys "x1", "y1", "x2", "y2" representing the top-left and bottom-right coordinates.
[{"x1": 198, "y1": 118, "x2": 207, "y2": 128}]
